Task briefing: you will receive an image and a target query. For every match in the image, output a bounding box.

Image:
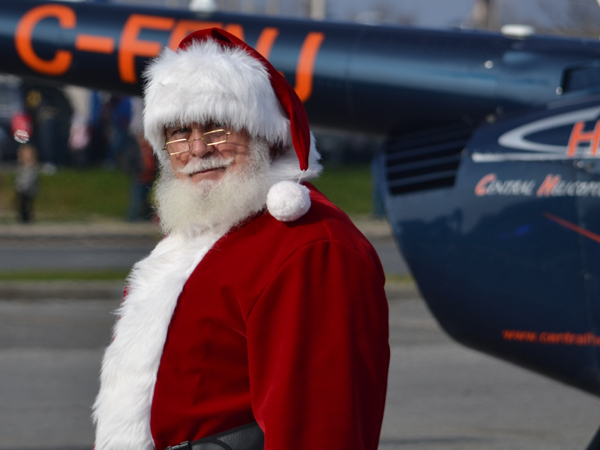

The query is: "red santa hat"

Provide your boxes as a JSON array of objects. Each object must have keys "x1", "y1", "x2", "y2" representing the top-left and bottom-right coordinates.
[{"x1": 143, "y1": 28, "x2": 318, "y2": 222}]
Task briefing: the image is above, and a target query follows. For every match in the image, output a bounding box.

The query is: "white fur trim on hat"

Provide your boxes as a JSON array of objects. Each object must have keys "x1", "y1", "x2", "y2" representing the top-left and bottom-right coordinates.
[{"x1": 143, "y1": 40, "x2": 290, "y2": 164}]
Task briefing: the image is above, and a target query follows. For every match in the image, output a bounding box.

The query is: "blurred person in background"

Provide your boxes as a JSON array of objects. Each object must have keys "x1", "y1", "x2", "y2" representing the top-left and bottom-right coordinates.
[
  {"x1": 22, "y1": 83, "x2": 72, "y2": 169},
  {"x1": 15, "y1": 144, "x2": 39, "y2": 223},
  {"x1": 125, "y1": 97, "x2": 157, "y2": 222},
  {"x1": 87, "y1": 91, "x2": 111, "y2": 165},
  {"x1": 125, "y1": 135, "x2": 157, "y2": 222},
  {"x1": 105, "y1": 95, "x2": 132, "y2": 169}
]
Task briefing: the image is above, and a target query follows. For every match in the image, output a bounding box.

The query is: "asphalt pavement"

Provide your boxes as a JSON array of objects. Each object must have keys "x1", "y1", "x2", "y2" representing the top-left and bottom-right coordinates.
[
  {"x1": 0, "y1": 220, "x2": 598, "y2": 450},
  {"x1": 0, "y1": 288, "x2": 599, "y2": 450}
]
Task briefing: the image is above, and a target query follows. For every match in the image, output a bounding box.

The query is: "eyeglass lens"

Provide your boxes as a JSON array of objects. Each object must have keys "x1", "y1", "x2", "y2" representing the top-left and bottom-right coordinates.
[{"x1": 166, "y1": 129, "x2": 228, "y2": 155}]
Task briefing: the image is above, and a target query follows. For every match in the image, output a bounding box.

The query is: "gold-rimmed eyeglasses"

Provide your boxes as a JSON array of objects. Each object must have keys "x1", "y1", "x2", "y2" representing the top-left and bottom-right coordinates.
[{"x1": 163, "y1": 129, "x2": 232, "y2": 156}]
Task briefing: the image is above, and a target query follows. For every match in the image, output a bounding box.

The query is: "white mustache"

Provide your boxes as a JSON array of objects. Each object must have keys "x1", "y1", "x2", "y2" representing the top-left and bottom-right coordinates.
[{"x1": 177, "y1": 157, "x2": 234, "y2": 175}]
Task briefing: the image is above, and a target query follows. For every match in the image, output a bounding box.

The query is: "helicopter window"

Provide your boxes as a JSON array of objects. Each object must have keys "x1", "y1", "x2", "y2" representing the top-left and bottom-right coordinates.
[{"x1": 562, "y1": 65, "x2": 600, "y2": 92}]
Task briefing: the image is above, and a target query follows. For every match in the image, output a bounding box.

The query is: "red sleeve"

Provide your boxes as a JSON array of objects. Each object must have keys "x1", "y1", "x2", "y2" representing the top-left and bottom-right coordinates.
[{"x1": 246, "y1": 240, "x2": 390, "y2": 450}]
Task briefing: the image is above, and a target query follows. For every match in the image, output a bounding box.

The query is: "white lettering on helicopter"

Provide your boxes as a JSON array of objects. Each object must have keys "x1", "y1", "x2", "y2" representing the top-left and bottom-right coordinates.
[
  {"x1": 473, "y1": 107, "x2": 600, "y2": 162},
  {"x1": 475, "y1": 173, "x2": 536, "y2": 196},
  {"x1": 475, "y1": 173, "x2": 600, "y2": 197},
  {"x1": 496, "y1": 106, "x2": 600, "y2": 157}
]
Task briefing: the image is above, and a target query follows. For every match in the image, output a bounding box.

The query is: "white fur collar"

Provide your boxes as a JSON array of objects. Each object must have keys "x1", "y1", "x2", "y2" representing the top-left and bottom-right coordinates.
[{"x1": 92, "y1": 230, "x2": 225, "y2": 450}]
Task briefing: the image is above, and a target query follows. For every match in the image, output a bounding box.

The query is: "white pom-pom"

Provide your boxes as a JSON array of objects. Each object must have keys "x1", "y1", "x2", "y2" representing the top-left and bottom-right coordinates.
[{"x1": 266, "y1": 181, "x2": 311, "y2": 222}]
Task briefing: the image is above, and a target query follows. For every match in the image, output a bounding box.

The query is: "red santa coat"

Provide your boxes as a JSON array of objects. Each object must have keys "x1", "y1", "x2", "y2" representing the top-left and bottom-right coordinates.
[{"x1": 93, "y1": 184, "x2": 390, "y2": 450}]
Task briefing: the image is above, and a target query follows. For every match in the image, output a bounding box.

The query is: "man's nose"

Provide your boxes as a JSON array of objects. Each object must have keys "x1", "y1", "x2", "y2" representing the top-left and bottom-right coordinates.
[{"x1": 189, "y1": 136, "x2": 213, "y2": 158}]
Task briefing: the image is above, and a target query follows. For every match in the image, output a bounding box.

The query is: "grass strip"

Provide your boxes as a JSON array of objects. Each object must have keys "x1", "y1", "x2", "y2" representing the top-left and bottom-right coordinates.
[
  {"x1": 0, "y1": 164, "x2": 374, "y2": 221},
  {"x1": 385, "y1": 274, "x2": 415, "y2": 285},
  {"x1": 311, "y1": 163, "x2": 373, "y2": 215},
  {"x1": 0, "y1": 168, "x2": 130, "y2": 222}
]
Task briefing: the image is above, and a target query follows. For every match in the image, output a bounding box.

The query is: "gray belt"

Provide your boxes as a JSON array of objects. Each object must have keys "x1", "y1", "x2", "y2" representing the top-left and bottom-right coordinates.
[{"x1": 165, "y1": 422, "x2": 264, "y2": 450}]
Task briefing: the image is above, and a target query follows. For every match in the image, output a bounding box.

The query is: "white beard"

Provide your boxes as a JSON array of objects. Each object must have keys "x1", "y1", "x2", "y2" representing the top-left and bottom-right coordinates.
[{"x1": 154, "y1": 139, "x2": 271, "y2": 237}]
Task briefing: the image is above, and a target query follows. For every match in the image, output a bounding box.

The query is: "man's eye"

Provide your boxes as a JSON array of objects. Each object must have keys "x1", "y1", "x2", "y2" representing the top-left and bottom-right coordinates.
[{"x1": 170, "y1": 127, "x2": 189, "y2": 137}]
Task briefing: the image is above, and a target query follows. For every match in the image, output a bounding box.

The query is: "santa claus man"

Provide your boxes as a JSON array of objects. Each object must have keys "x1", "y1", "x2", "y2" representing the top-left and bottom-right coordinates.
[{"x1": 92, "y1": 28, "x2": 389, "y2": 450}]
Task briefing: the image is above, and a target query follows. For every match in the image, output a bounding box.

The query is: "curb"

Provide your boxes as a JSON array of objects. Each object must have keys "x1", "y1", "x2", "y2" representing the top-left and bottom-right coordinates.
[
  {"x1": 0, "y1": 218, "x2": 392, "y2": 241},
  {"x1": 0, "y1": 280, "x2": 421, "y2": 301},
  {"x1": 385, "y1": 282, "x2": 422, "y2": 300},
  {"x1": 0, "y1": 281, "x2": 125, "y2": 300},
  {"x1": 0, "y1": 222, "x2": 161, "y2": 240}
]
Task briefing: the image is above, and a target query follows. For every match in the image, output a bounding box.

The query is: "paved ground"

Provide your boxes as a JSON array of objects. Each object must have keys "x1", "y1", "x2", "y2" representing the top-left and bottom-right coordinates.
[
  {"x1": 0, "y1": 286, "x2": 598, "y2": 450},
  {"x1": 0, "y1": 222, "x2": 159, "y2": 272},
  {"x1": 0, "y1": 220, "x2": 598, "y2": 449}
]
